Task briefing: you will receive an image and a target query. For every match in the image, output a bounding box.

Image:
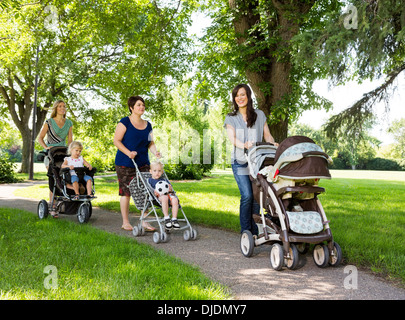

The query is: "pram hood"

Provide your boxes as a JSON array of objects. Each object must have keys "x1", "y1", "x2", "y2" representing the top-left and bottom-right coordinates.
[
  {"x1": 272, "y1": 136, "x2": 332, "y2": 180},
  {"x1": 48, "y1": 146, "x2": 68, "y2": 166},
  {"x1": 246, "y1": 143, "x2": 277, "y2": 179}
]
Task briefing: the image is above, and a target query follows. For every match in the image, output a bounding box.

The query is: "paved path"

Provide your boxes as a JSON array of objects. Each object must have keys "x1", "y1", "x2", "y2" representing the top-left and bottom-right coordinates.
[{"x1": 1, "y1": 181, "x2": 404, "y2": 300}]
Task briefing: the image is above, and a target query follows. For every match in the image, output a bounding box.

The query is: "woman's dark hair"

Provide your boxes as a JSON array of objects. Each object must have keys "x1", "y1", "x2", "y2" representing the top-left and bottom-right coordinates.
[
  {"x1": 229, "y1": 84, "x2": 257, "y2": 127},
  {"x1": 127, "y1": 96, "x2": 145, "y2": 114}
]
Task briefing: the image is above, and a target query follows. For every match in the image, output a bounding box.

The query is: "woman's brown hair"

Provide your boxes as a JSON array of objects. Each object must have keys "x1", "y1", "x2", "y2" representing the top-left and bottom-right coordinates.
[{"x1": 229, "y1": 84, "x2": 257, "y2": 128}]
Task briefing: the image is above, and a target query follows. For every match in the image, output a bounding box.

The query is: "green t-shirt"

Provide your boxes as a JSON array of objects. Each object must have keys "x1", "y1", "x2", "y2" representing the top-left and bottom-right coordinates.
[{"x1": 46, "y1": 118, "x2": 73, "y2": 147}]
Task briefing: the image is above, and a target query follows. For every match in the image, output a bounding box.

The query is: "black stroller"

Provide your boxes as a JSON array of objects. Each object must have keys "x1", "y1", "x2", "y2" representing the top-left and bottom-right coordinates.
[{"x1": 37, "y1": 146, "x2": 96, "y2": 224}]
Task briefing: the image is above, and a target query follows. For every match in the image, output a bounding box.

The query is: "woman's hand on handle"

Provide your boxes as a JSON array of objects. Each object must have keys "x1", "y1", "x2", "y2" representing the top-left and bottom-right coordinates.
[{"x1": 128, "y1": 151, "x2": 137, "y2": 159}]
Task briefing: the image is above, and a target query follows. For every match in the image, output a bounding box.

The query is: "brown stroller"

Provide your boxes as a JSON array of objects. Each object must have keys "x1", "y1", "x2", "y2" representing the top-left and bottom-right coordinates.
[{"x1": 240, "y1": 136, "x2": 343, "y2": 271}]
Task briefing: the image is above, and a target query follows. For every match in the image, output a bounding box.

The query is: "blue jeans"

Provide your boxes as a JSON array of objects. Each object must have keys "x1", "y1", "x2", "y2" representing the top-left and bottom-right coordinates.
[
  {"x1": 71, "y1": 174, "x2": 92, "y2": 184},
  {"x1": 232, "y1": 160, "x2": 259, "y2": 235}
]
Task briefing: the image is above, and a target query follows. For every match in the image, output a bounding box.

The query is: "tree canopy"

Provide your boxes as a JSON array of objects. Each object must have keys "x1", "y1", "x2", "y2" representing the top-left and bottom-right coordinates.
[{"x1": 0, "y1": 0, "x2": 196, "y2": 172}]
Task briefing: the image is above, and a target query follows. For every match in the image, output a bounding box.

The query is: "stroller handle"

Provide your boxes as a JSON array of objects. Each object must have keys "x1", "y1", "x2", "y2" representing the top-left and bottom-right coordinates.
[{"x1": 244, "y1": 141, "x2": 277, "y2": 154}]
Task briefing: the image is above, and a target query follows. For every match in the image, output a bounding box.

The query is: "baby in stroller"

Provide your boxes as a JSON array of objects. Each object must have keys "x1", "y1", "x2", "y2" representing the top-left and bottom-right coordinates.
[
  {"x1": 61, "y1": 141, "x2": 95, "y2": 200},
  {"x1": 148, "y1": 161, "x2": 180, "y2": 229},
  {"x1": 37, "y1": 141, "x2": 96, "y2": 224}
]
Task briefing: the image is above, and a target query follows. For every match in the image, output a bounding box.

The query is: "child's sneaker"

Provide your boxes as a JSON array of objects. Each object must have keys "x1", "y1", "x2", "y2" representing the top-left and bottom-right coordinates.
[
  {"x1": 164, "y1": 218, "x2": 172, "y2": 229},
  {"x1": 172, "y1": 219, "x2": 180, "y2": 229}
]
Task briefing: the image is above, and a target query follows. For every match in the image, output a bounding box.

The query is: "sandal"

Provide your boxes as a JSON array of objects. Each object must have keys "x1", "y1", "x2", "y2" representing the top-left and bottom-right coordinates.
[
  {"x1": 121, "y1": 224, "x2": 133, "y2": 231},
  {"x1": 73, "y1": 194, "x2": 80, "y2": 201},
  {"x1": 142, "y1": 222, "x2": 156, "y2": 232}
]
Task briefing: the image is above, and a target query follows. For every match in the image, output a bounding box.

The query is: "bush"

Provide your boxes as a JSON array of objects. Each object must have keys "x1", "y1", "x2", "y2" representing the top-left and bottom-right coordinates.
[
  {"x1": 164, "y1": 161, "x2": 213, "y2": 180},
  {"x1": 0, "y1": 153, "x2": 21, "y2": 183},
  {"x1": 364, "y1": 157, "x2": 403, "y2": 171}
]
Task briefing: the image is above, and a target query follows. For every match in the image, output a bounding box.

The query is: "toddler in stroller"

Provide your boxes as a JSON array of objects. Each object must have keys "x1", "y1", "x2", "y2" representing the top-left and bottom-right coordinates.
[
  {"x1": 148, "y1": 161, "x2": 180, "y2": 229},
  {"x1": 129, "y1": 159, "x2": 197, "y2": 243},
  {"x1": 241, "y1": 136, "x2": 343, "y2": 271},
  {"x1": 37, "y1": 142, "x2": 96, "y2": 224}
]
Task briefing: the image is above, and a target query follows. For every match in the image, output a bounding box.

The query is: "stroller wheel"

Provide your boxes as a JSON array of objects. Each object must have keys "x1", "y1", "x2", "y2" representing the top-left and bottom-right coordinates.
[
  {"x1": 153, "y1": 231, "x2": 161, "y2": 243},
  {"x1": 183, "y1": 230, "x2": 191, "y2": 241},
  {"x1": 313, "y1": 244, "x2": 329, "y2": 268},
  {"x1": 240, "y1": 230, "x2": 254, "y2": 257},
  {"x1": 161, "y1": 231, "x2": 169, "y2": 243},
  {"x1": 132, "y1": 226, "x2": 140, "y2": 237},
  {"x1": 270, "y1": 243, "x2": 284, "y2": 271},
  {"x1": 285, "y1": 244, "x2": 300, "y2": 270},
  {"x1": 296, "y1": 243, "x2": 310, "y2": 255},
  {"x1": 329, "y1": 242, "x2": 343, "y2": 267},
  {"x1": 37, "y1": 200, "x2": 49, "y2": 220},
  {"x1": 190, "y1": 228, "x2": 198, "y2": 240},
  {"x1": 77, "y1": 203, "x2": 91, "y2": 224}
]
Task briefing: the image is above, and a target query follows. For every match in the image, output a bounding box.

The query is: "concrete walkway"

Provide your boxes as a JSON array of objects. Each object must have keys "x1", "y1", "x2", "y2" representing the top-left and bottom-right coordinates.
[{"x1": 1, "y1": 181, "x2": 404, "y2": 300}]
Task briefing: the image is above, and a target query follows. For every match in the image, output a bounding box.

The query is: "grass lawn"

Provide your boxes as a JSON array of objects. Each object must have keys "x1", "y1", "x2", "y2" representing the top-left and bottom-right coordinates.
[
  {"x1": 0, "y1": 207, "x2": 230, "y2": 300},
  {"x1": 9, "y1": 168, "x2": 405, "y2": 287}
]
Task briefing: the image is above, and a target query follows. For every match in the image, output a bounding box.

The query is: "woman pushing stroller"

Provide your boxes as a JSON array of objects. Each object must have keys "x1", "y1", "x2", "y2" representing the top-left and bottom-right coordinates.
[{"x1": 224, "y1": 84, "x2": 279, "y2": 235}]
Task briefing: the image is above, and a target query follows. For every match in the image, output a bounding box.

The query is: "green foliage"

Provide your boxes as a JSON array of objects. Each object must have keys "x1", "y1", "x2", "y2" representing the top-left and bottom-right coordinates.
[
  {"x1": 0, "y1": 0, "x2": 197, "y2": 172},
  {"x1": 0, "y1": 152, "x2": 20, "y2": 183},
  {"x1": 153, "y1": 83, "x2": 214, "y2": 180}
]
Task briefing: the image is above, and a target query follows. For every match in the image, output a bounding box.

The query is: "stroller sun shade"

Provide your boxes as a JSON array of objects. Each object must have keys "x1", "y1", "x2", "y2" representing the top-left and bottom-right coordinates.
[{"x1": 273, "y1": 136, "x2": 331, "y2": 180}]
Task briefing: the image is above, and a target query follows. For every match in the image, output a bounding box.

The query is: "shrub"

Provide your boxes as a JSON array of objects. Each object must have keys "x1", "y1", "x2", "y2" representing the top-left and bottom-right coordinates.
[
  {"x1": 0, "y1": 153, "x2": 21, "y2": 183},
  {"x1": 365, "y1": 157, "x2": 403, "y2": 171}
]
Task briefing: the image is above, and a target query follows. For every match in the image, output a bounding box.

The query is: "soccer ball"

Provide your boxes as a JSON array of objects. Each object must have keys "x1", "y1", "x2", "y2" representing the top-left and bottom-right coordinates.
[{"x1": 155, "y1": 180, "x2": 170, "y2": 195}]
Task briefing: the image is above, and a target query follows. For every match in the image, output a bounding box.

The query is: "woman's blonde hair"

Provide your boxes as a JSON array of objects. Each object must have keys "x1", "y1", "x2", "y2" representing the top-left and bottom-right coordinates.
[
  {"x1": 50, "y1": 100, "x2": 66, "y2": 118},
  {"x1": 68, "y1": 141, "x2": 83, "y2": 154}
]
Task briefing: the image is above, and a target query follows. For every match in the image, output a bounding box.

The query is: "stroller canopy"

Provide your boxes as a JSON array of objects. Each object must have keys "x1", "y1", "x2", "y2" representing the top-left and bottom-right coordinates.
[
  {"x1": 273, "y1": 136, "x2": 331, "y2": 180},
  {"x1": 246, "y1": 143, "x2": 277, "y2": 179}
]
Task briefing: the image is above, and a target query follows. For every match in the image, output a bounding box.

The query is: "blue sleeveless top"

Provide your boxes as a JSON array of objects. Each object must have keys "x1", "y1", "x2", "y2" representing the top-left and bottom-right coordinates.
[{"x1": 115, "y1": 117, "x2": 152, "y2": 168}]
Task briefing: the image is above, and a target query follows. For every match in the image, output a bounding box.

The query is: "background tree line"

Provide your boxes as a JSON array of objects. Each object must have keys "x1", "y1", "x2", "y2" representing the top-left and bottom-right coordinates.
[{"x1": 1, "y1": 0, "x2": 405, "y2": 180}]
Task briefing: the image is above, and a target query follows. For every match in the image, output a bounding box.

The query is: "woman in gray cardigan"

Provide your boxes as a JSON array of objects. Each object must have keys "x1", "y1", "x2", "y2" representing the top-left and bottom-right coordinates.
[{"x1": 224, "y1": 84, "x2": 278, "y2": 234}]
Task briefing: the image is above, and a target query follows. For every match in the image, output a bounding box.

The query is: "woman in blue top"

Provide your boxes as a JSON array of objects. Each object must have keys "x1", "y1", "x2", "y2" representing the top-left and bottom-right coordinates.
[{"x1": 114, "y1": 96, "x2": 161, "y2": 231}]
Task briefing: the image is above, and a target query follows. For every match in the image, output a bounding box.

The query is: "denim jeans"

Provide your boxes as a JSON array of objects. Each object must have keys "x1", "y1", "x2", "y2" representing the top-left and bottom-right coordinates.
[{"x1": 231, "y1": 160, "x2": 259, "y2": 235}]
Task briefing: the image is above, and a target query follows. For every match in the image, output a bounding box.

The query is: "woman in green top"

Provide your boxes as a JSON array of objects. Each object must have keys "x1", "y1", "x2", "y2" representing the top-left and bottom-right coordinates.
[
  {"x1": 38, "y1": 100, "x2": 73, "y2": 167},
  {"x1": 38, "y1": 100, "x2": 73, "y2": 217}
]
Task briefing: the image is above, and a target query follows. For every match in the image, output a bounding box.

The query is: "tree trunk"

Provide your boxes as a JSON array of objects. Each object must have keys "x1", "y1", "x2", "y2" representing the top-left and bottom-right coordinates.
[
  {"x1": 0, "y1": 73, "x2": 50, "y2": 173},
  {"x1": 229, "y1": 0, "x2": 315, "y2": 142}
]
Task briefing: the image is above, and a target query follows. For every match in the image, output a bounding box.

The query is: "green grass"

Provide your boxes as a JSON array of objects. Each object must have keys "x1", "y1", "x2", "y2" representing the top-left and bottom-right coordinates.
[
  {"x1": 319, "y1": 177, "x2": 405, "y2": 282},
  {"x1": 10, "y1": 169, "x2": 405, "y2": 286},
  {"x1": 0, "y1": 207, "x2": 230, "y2": 300}
]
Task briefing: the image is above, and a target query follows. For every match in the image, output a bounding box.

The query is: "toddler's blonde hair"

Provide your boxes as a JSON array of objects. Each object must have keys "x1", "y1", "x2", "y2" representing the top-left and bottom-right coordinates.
[
  {"x1": 68, "y1": 140, "x2": 83, "y2": 154},
  {"x1": 150, "y1": 160, "x2": 164, "y2": 170}
]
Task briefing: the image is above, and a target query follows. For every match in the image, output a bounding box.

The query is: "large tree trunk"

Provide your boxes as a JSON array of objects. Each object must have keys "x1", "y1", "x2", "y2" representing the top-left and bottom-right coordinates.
[
  {"x1": 229, "y1": 0, "x2": 315, "y2": 142},
  {"x1": 0, "y1": 72, "x2": 50, "y2": 173}
]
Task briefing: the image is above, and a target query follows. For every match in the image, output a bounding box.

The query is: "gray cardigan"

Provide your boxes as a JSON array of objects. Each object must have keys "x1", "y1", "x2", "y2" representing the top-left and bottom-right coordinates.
[{"x1": 223, "y1": 109, "x2": 267, "y2": 163}]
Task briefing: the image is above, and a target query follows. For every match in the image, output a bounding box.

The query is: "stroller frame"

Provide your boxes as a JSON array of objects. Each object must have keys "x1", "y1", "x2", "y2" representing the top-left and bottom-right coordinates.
[
  {"x1": 240, "y1": 141, "x2": 342, "y2": 271},
  {"x1": 37, "y1": 146, "x2": 95, "y2": 224},
  {"x1": 129, "y1": 159, "x2": 197, "y2": 243}
]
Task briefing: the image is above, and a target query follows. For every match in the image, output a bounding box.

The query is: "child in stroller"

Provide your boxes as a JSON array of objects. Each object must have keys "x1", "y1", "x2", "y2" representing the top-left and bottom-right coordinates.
[
  {"x1": 148, "y1": 161, "x2": 180, "y2": 229},
  {"x1": 129, "y1": 159, "x2": 197, "y2": 243},
  {"x1": 37, "y1": 142, "x2": 96, "y2": 224},
  {"x1": 61, "y1": 141, "x2": 95, "y2": 200}
]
